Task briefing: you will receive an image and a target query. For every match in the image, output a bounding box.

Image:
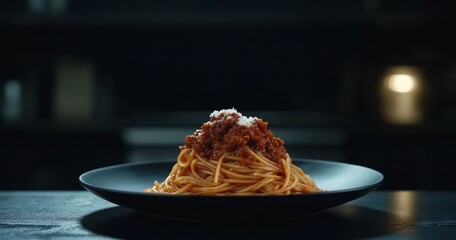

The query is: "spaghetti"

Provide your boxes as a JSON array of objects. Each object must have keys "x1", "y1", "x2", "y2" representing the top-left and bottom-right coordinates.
[{"x1": 145, "y1": 109, "x2": 321, "y2": 195}]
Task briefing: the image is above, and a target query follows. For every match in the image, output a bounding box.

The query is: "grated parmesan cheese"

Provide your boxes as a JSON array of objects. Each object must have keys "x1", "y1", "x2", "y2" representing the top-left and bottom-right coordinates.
[
  {"x1": 209, "y1": 108, "x2": 239, "y2": 118},
  {"x1": 209, "y1": 108, "x2": 257, "y2": 127},
  {"x1": 237, "y1": 116, "x2": 257, "y2": 126}
]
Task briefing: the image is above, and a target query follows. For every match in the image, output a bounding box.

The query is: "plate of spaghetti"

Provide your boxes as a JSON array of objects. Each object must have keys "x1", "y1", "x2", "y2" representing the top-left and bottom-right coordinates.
[{"x1": 80, "y1": 109, "x2": 383, "y2": 220}]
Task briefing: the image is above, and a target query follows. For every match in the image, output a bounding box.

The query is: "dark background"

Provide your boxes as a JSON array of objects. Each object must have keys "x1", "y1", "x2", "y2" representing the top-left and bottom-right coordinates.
[{"x1": 1, "y1": 0, "x2": 455, "y2": 190}]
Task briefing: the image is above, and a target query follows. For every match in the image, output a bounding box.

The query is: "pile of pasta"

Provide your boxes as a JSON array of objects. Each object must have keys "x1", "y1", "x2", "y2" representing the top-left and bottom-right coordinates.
[{"x1": 146, "y1": 147, "x2": 320, "y2": 195}]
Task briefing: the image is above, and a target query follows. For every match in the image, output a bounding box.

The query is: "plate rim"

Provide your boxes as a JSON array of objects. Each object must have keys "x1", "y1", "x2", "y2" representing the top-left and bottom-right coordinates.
[{"x1": 79, "y1": 159, "x2": 384, "y2": 198}]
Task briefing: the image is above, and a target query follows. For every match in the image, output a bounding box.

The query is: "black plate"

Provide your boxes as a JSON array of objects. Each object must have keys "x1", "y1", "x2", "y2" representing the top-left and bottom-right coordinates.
[{"x1": 79, "y1": 159, "x2": 383, "y2": 220}]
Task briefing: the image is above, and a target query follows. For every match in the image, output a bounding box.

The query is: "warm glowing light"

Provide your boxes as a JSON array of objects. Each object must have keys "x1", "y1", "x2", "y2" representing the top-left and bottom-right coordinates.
[
  {"x1": 387, "y1": 74, "x2": 416, "y2": 93},
  {"x1": 380, "y1": 66, "x2": 424, "y2": 124}
]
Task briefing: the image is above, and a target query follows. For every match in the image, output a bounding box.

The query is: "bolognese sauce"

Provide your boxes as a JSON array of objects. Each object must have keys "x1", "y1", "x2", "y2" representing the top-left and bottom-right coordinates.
[{"x1": 180, "y1": 109, "x2": 286, "y2": 163}]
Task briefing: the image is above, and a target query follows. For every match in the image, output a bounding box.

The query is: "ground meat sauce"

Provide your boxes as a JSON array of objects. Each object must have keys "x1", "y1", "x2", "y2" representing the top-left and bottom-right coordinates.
[{"x1": 180, "y1": 110, "x2": 286, "y2": 163}]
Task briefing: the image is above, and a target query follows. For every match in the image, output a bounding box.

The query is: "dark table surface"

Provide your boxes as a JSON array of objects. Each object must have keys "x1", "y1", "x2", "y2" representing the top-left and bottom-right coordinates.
[{"x1": 0, "y1": 190, "x2": 455, "y2": 239}]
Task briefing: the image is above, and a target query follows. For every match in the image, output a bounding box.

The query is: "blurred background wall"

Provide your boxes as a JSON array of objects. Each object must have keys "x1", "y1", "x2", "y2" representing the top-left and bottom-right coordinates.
[{"x1": 1, "y1": 0, "x2": 455, "y2": 190}]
